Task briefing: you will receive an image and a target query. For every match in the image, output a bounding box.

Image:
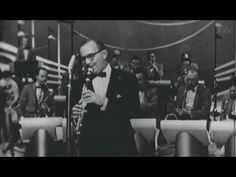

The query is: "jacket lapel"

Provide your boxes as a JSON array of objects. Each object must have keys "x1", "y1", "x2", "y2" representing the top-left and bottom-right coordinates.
[
  {"x1": 32, "y1": 83, "x2": 38, "y2": 107},
  {"x1": 106, "y1": 68, "x2": 119, "y2": 99},
  {"x1": 193, "y1": 85, "x2": 201, "y2": 109}
]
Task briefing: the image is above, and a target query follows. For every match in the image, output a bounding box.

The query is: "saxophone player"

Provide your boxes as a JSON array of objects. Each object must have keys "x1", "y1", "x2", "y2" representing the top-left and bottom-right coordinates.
[
  {"x1": 166, "y1": 65, "x2": 211, "y2": 121},
  {"x1": 17, "y1": 67, "x2": 54, "y2": 118}
]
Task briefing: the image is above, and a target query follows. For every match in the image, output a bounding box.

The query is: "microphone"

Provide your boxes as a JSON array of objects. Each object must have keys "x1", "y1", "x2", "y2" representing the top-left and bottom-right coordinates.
[{"x1": 68, "y1": 54, "x2": 76, "y2": 74}]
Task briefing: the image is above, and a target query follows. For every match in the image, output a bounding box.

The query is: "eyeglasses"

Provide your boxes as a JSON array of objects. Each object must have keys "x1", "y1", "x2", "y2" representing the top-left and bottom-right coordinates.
[{"x1": 81, "y1": 48, "x2": 105, "y2": 62}]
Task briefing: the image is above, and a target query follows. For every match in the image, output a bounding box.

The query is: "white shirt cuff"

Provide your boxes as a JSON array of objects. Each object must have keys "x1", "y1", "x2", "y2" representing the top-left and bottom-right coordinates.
[{"x1": 100, "y1": 97, "x2": 108, "y2": 111}]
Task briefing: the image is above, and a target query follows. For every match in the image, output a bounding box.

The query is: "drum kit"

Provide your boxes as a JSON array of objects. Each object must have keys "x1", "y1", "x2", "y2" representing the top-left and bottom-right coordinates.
[{"x1": 0, "y1": 71, "x2": 24, "y2": 156}]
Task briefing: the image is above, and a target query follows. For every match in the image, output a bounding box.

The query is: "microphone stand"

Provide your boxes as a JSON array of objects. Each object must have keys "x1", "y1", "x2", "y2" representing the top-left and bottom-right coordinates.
[
  {"x1": 212, "y1": 23, "x2": 220, "y2": 120},
  {"x1": 65, "y1": 67, "x2": 73, "y2": 156}
]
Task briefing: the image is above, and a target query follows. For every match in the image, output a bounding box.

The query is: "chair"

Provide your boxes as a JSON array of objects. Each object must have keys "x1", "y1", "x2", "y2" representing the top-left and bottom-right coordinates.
[{"x1": 130, "y1": 119, "x2": 159, "y2": 156}]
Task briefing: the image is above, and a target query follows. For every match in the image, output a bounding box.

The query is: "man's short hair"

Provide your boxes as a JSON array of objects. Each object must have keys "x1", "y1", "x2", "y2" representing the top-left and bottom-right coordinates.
[
  {"x1": 188, "y1": 65, "x2": 199, "y2": 78},
  {"x1": 147, "y1": 51, "x2": 156, "y2": 58},
  {"x1": 133, "y1": 67, "x2": 148, "y2": 79},
  {"x1": 131, "y1": 56, "x2": 142, "y2": 63},
  {"x1": 80, "y1": 39, "x2": 106, "y2": 51},
  {"x1": 181, "y1": 52, "x2": 191, "y2": 64},
  {"x1": 113, "y1": 49, "x2": 121, "y2": 57},
  {"x1": 189, "y1": 63, "x2": 199, "y2": 74},
  {"x1": 36, "y1": 67, "x2": 48, "y2": 75}
]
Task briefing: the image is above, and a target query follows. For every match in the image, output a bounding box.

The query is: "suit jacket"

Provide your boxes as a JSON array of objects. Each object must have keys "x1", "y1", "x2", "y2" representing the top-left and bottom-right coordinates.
[
  {"x1": 70, "y1": 68, "x2": 140, "y2": 156},
  {"x1": 139, "y1": 86, "x2": 160, "y2": 119},
  {"x1": 175, "y1": 84, "x2": 211, "y2": 121},
  {"x1": 16, "y1": 47, "x2": 36, "y2": 61},
  {"x1": 17, "y1": 83, "x2": 53, "y2": 117}
]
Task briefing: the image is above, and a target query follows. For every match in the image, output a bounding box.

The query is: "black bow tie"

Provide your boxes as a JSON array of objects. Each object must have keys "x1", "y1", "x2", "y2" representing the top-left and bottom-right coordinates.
[
  {"x1": 89, "y1": 72, "x2": 106, "y2": 81},
  {"x1": 96, "y1": 72, "x2": 106, "y2": 78}
]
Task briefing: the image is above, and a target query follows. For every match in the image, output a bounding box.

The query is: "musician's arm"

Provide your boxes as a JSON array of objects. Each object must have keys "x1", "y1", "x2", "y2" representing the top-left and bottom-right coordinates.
[
  {"x1": 158, "y1": 64, "x2": 164, "y2": 79},
  {"x1": 140, "y1": 87, "x2": 159, "y2": 113},
  {"x1": 190, "y1": 88, "x2": 211, "y2": 120}
]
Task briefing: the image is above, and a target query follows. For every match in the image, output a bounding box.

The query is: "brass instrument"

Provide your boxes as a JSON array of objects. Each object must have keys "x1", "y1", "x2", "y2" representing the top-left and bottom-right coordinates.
[
  {"x1": 35, "y1": 88, "x2": 54, "y2": 117},
  {"x1": 74, "y1": 67, "x2": 92, "y2": 144}
]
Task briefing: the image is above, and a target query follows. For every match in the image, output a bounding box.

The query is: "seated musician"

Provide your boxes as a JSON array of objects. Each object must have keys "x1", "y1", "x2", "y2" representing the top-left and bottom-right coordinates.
[
  {"x1": 221, "y1": 76, "x2": 236, "y2": 120},
  {"x1": 134, "y1": 68, "x2": 160, "y2": 120},
  {"x1": 16, "y1": 67, "x2": 54, "y2": 118},
  {"x1": 167, "y1": 65, "x2": 211, "y2": 121}
]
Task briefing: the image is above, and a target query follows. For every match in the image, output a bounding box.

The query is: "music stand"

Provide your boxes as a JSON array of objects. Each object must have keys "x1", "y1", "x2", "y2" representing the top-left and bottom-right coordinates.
[
  {"x1": 19, "y1": 117, "x2": 65, "y2": 143},
  {"x1": 210, "y1": 120, "x2": 236, "y2": 156},
  {"x1": 160, "y1": 120, "x2": 211, "y2": 156},
  {"x1": 130, "y1": 119, "x2": 159, "y2": 156}
]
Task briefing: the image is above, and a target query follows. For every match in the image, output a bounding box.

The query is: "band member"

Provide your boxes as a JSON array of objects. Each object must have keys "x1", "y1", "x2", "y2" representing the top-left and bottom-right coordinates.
[
  {"x1": 146, "y1": 51, "x2": 164, "y2": 80},
  {"x1": 134, "y1": 68, "x2": 160, "y2": 120},
  {"x1": 221, "y1": 76, "x2": 236, "y2": 120},
  {"x1": 110, "y1": 49, "x2": 122, "y2": 70},
  {"x1": 130, "y1": 56, "x2": 143, "y2": 74},
  {"x1": 172, "y1": 53, "x2": 192, "y2": 91},
  {"x1": 14, "y1": 34, "x2": 38, "y2": 84},
  {"x1": 17, "y1": 67, "x2": 54, "y2": 118},
  {"x1": 16, "y1": 34, "x2": 36, "y2": 61},
  {"x1": 71, "y1": 39, "x2": 140, "y2": 156},
  {"x1": 167, "y1": 65, "x2": 211, "y2": 121}
]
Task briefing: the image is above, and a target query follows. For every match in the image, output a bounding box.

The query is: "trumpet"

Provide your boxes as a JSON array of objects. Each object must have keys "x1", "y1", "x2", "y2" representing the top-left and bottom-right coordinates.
[{"x1": 74, "y1": 67, "x2": 92, "y2": 143}]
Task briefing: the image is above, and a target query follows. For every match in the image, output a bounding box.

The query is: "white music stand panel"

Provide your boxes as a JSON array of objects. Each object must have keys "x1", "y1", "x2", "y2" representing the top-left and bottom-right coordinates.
[
  {"x1": 210, "y1": 120, "x2": 236, "y2": 145},
  {"x1": 19, "y1": 117, "x2": 63, "y2": 142},
  {"x1": 130, "y1": 119, "x2": 157, "y2": 143},
  {"x1": 160, "y1": 120, "x2": 211, "y2": 146}
]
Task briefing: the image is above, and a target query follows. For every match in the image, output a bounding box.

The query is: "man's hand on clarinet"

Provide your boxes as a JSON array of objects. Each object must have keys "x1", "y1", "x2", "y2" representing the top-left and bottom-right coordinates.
[
  {"x1": 82, "y1": 89, "x2": 106, "y2": 106},
  {"x1": 71, "y1": 99, "x2": 87, "y2": 120}
]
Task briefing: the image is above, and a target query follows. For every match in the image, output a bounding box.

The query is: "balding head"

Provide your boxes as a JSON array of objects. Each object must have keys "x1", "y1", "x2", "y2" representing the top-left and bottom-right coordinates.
[{"x1": 79, "y1": 39, "x2": 108, "y2": 75}]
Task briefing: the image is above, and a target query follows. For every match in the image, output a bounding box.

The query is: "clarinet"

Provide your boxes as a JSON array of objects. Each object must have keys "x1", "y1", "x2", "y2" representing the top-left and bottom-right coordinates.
[{"x1": 74, "y1": 67, "x2": 92, "y2": 144}]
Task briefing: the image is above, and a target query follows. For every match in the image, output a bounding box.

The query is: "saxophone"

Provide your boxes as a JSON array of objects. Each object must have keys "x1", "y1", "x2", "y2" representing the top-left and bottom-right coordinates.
[
  {"x1": 74, "y1": 67, "x2": 92, "y2": 144},
  {"x1": 36, "y1": 88, "x2": 54, "y2": 117}
]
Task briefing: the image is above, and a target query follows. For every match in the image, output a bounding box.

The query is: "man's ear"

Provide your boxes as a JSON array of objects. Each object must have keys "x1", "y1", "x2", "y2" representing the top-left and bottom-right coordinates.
[{"x1": 101, "y1": 49, "x2": 108, "y2": 60}]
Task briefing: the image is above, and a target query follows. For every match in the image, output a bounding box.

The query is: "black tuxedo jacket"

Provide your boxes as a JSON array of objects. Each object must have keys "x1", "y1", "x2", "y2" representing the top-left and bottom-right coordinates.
[
  {"x1": 176, "y1": 84, "x2": 211, "y2": 121},
  {"x1": 16, "y1": 47, "x2": 36, "y2": 61},
  {"x1": 70, "y1": 68, "x2": 140, "y2": 156}
]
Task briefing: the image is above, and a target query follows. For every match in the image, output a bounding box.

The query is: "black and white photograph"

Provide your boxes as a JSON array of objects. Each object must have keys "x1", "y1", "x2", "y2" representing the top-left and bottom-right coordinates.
[{"x1": 0, "y1": 20, "x2": 235, "y2": 157}]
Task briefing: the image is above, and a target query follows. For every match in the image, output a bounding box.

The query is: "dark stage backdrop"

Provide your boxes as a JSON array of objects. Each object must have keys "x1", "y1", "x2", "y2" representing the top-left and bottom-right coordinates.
[{"x1": 1, "y1": 20, "x2": 235, "y2": 91}]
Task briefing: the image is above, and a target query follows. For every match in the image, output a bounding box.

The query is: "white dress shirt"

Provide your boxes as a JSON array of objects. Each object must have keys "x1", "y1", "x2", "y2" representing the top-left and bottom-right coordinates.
[
  {"x1": 91, "y1": 64, "x2": 111, "y2": 111},
  {"x1": 36, "y1": 82, "x2": 44, "y2": 104},
  {"x1": 185, "y1": 85, "x2": 198, "y2": 110},
  {"x1": 139, "y1": 91, "x2": 145, "y2": 104},
  {"x1": 23, "y1": 49, "x2": 29, "y2": 60},
  {"x1": 92, "y1": 64, "x2": 111, "y2": 97}
]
